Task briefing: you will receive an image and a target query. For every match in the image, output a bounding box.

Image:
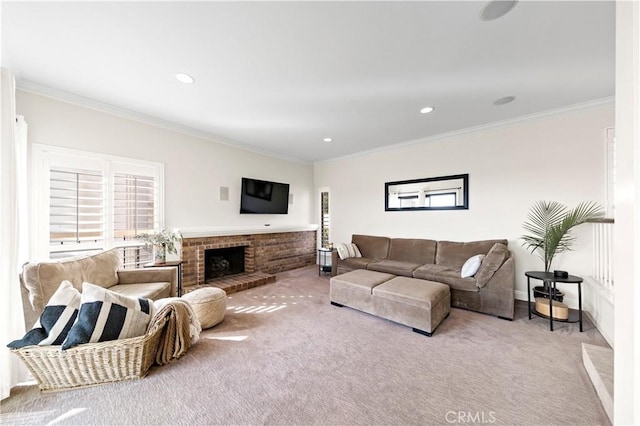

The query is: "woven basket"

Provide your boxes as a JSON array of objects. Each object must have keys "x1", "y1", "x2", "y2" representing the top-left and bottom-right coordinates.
[{"x1": 11, "y1": 316, "x2": 168, "y2": 392}]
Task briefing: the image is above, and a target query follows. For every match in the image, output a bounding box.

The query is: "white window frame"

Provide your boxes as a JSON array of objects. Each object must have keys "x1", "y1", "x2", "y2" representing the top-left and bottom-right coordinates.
[{"x1": 31, "y1": 144, "x2": 165, "y2": 260}]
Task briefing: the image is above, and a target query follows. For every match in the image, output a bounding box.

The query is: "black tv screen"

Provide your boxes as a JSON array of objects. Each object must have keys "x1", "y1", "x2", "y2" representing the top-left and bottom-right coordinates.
[{"x1": 240, "y1": 177, "x2": 290, "y2": 214}]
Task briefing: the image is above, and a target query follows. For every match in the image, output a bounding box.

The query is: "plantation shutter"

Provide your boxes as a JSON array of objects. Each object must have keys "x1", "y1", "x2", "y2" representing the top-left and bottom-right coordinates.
[
  {"x1": 49, "y1": 168, "x2": 105, "y2": 258},
  {"x1": 113, "y1": 173, "x2": 155, "y2": 241},
  {"x1": 113, "y1": 173, "x2": 155, "y2": 268},
  {"x1": 39, "y1": 145, "x2": 164, "y2": 268},
  {"x1": 320, "y1": 191, "x2": 330, "y2": 247}
]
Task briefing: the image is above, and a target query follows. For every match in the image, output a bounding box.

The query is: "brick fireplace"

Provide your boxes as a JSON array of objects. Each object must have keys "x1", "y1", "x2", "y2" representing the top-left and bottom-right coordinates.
[
  {"x1": 180, "y1": 227, "x2": 317, "y2": 290},
  {"x1": 205, "y1": 246, "x2": 246, "y2": 280}
]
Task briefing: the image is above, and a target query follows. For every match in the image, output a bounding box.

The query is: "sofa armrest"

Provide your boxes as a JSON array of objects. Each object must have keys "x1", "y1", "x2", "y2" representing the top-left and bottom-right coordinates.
[
  {"x1": 478, "y1": 257, "x2": 515, "y2": 319},
  {"x1": 475, "y1": 243, "x2": 510, "y2": 288},
  {"x1": 117, "y1": 267, "x2": 178, "y2": 297},
  {"x1": 331, "y1": 251, "x2": 339, "y2": 276}
]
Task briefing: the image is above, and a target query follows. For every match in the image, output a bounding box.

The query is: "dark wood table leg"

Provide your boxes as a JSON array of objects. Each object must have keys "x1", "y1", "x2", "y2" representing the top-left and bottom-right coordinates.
[
  {"x1": 549, "y1": 280, "x2": 555, "y2": 331},
  {"x1": 578, "y1": 281, "x2": 583, "y2": 332},
  {"x1": 527, "y1": 277, "x2": 532, "y2": 320}
]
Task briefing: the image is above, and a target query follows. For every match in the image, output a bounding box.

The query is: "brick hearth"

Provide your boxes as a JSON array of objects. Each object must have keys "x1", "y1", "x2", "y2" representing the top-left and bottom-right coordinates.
[
  {"x1": 184, "y1": 271, "x2": 276, "y2": 295},
  {"x1": 181, "y1": 229, "x2": 316, "y2": 293}
]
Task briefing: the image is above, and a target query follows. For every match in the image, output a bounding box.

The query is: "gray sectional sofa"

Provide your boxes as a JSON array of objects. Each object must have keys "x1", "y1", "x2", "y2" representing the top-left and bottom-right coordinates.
[{"x1": 331, "y1": 234, "x2": 515, "y2": 320}]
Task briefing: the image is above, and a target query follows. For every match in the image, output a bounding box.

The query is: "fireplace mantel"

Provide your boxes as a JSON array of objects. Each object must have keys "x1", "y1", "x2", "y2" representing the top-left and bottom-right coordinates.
[{"x1": 178, "y1": 224, "x2": 318, "y2": 238}]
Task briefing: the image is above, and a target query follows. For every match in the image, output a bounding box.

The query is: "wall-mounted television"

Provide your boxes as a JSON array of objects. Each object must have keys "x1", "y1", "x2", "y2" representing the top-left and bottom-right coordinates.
[{"x1": 240, "y1": 177, "x2": 290, "y2": 214}]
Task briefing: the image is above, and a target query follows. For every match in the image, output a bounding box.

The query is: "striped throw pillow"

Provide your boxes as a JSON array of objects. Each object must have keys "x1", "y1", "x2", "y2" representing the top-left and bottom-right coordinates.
[
  {"x1": 61, "y1": 282, "x2": 155, "y2": 350},
  {"x1": 336, "y1": 243, "x2": 363, "y2": 260},
  {"x1": 7, "y1": 280, "x2": 81, "y2": 349}
]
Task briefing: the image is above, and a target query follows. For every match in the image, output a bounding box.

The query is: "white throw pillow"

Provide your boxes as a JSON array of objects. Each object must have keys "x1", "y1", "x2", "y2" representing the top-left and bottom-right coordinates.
[
  {"x1": 335, "y1": 243, "x2": 363, "y2": 260},
  {"x1": 461, "y1": 254, "x2": 485, "y2": 278}
]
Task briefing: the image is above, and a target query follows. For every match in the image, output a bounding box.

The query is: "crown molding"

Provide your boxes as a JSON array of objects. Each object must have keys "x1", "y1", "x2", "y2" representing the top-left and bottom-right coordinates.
[
  {"x1": 316, "y1": 96, "x2": 615, "y2": 165},
  {"x1": 17, "y1": 80, "x2": 613, "y2": 167},
  {"x1": 16, "y1": 80, "x2": 311, "y2": 165}
]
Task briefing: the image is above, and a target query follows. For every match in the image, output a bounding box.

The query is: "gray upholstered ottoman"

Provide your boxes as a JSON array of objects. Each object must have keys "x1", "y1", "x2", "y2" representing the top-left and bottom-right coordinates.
[
  {"x1": 330, "y1": 270, "x2": 450, "y2": 336},
  {"x1": 372, "y1": 276, "x2": 450, "y2": 336}
]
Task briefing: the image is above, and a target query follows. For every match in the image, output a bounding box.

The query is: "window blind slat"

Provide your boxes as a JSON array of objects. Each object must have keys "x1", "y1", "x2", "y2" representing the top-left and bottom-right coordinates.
[{"x1": 49, "y1": 168, "x2": 105, "y2": 247}]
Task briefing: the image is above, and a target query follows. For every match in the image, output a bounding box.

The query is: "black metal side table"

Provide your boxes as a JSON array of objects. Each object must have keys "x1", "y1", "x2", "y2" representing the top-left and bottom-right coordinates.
[
  {"x1": 525, "y1": 271, "x2": 583, "y2": 332},
  {"x1": 318, "y1": 248, "x2": 336, "y2": 276},
  {"x1": 144, "y1": 260, "x2": 183, "y2": 297}
]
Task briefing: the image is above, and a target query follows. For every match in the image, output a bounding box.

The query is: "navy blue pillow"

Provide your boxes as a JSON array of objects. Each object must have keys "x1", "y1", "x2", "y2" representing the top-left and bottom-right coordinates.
[{"x1": 7, "y1": 280, "x2": 80, "y2": 349}]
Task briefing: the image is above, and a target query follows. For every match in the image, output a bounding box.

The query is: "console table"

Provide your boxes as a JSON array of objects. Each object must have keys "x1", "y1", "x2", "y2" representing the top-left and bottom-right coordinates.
[
  {"x1": 525, "y1": 271, "x2": 583, "y2": 332},
  {"x1": 144, "y1": 260, "x2": 183, "y2": 297}
]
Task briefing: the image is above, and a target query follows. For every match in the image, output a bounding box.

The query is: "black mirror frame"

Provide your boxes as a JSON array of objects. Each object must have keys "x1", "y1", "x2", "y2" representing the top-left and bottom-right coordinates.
[{"x1": 385, "y1": 174, "x2": 469, "y2": 211}]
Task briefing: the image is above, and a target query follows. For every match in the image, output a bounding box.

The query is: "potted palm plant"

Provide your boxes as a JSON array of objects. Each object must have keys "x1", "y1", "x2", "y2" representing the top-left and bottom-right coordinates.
[
  {"x1": 521, "y1": 200, "x2": 604, "y2": 272},
  {"x1": 138, "y1": 229, "x2": 182, "y2": 264},
  {"x1": 521, "y1": 200, "x2": 604, "y2": 300}
]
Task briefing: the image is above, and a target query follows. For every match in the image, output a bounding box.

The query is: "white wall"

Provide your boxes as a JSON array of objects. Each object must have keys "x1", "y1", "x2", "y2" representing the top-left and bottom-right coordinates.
[
  {"x1": 314, "y1": 104, "x2": 614, "y2": 306},
  {"x1": 614, "y1": 0, "x2": 640, "y2": 423},
  {"x1": 583, "y1": 277, "x2": 614, "y2": 346},
  {"x1": 17, "y1": 90, "x2": 314, "y2": 230}
]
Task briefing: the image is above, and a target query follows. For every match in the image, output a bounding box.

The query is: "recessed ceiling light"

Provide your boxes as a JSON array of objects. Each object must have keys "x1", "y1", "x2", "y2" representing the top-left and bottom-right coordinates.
[
  {"x1": 323, "y1": 137, "x2": 333, "y2": 142},
  {"x1": 480, "y1": 1, "x2": 518, "y2": 21},
  {"x1": 493, "y1": 96, "x2": 516, "y2": 105},
  {"x1": 420, "y1": 106, "x2": 435, "y2": 114},
  {"x1": 175, "y1": 73, "x2": 195, "y2": 84}
]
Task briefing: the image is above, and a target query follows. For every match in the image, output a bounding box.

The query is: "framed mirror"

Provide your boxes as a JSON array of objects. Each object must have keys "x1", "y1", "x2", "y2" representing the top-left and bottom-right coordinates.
[{"x1": 385, "y1": 174, "x2": 469, "y2": 211}]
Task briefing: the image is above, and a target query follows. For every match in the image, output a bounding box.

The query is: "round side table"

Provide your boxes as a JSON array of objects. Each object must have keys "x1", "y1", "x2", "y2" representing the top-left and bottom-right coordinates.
[{"x1": 525, "y1": 271, "x2": 583, "y2": 332}]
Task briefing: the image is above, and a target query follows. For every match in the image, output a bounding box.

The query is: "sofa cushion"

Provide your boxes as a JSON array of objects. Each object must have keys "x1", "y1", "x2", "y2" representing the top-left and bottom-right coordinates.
[
  {"x1": 81, "y1": 249, "x2": 121, "y2": 289},
  {"x1": 352, "y1": 234, "x2": 390, "y2": 260},
  {"x1": 340, "y1": 257, "x2": 375, "y2": 271},
  {"x1": 475, "y1": 243, "x2": 510, "y2": 288},
  {"x1": 109, "y1": 282, "x2": 172, "y2": 300},
  {"x1": 21, "y1": 249, "x2": 121, "y2": 318},
  {"x1": 367, "y1": 260, "x2": 423, "y2": 277},
  {"x1": 7, "y1": 280, "x2": 81, "y2": 348},
  {"x1": 330, "y1": 269, "x2": 396, "y2": 295},
  {"x1": 387, "y1": 238, "x2": 437, "y2": 265},
  {"x1": 373, "y1": 276, "x2": 449, "y2": 310},
  {"x1": 435, "y1": 239, "x2": 508, "y2": 269},
  {"x1": 412, "y1": 264, "x2": 478, "y2": 292},
  {"x1": 62, "y1": 282, "x2": 155, "y2": 350}
]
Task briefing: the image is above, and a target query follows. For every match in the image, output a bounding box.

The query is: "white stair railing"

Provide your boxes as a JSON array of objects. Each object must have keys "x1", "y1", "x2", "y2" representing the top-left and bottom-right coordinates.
[{"x1": 590, "y1": 218, "x2": 615, "y2": 289}]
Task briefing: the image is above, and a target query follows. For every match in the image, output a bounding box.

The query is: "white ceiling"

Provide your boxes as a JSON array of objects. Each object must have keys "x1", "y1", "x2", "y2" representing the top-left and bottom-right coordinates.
[{"x1": 2, "y1": 1, "x2": 615, "y2": 163}]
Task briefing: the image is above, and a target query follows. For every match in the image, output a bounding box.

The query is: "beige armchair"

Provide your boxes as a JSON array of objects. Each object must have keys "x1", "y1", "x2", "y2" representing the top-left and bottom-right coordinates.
[{"x1": 20, "y1": 249, "x2": 177, "y2": 329}]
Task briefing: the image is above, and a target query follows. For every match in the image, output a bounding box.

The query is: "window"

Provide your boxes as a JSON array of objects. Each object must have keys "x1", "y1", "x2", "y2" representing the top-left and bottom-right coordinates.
[
  {"x1": 49, "y1": 168, "x2": 105, "y2": 259},
  {"x1": 395, "y1": 191, "x2": 457, "y2": 208},
  {"x1": 428, "y1": 192, "x2": 457, "y2": 207},
  {"x1": 320, "y1": 191, "x2": 330, "y2": 247},
  {"x1": 33, "y1": 145, "x2": 164, "y2": 268}
]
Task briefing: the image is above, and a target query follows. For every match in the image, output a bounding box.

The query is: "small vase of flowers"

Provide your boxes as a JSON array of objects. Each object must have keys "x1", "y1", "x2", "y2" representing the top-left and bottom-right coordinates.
[{"x1": 138, "y1": 229, "x2": 182, "y2": 264}]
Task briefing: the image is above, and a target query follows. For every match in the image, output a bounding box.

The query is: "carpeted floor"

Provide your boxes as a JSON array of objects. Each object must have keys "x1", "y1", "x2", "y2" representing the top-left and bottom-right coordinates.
[{"x1": 1, "y1": 265, "x2": 610, "y2": 425}]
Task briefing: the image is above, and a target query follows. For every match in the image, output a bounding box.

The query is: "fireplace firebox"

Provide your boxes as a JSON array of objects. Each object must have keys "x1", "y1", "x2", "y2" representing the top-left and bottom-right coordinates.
[{"x1": 205, "y1": 246, "x2": 245, "y2": 281}]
